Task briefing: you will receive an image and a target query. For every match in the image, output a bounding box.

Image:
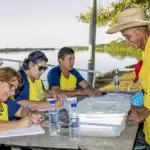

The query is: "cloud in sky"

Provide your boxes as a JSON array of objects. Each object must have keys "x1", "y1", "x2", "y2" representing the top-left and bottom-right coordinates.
[{"x1": 0, "y1": 0, "x2": 121, "y2": 48}]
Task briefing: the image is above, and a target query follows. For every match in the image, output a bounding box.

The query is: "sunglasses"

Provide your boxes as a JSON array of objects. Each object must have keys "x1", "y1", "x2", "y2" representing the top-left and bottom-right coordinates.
[{"x1": 36, "y1": 64, "x2": 48, "y2": 71}]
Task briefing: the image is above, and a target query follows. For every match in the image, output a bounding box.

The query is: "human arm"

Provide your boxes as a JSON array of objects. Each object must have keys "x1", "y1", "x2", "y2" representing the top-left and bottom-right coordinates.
[
  {"x1": 72, "y1": 68, "x2": 102, "y2": 96},
  {"x1": 128, "y1": 70, "x2": 150, "y2": 122},
  {"x1": 17, "y1": 106, "x2": 44, "y2": 125},
  {"x1": 50, "y1": 86, "x2": 87, "y2": 97},
  {"x1": 0, "y1": 106, "x2": 44, "y2": 131},
  {"x1": 50, "y1": 83, "x2": 102, "y2": 97},
  {"x1": 7, "y1": 99, "x2": 44, "y2": 124},
  {"x1": 17, "y1": 99, "x2": 63, "y2": 112},
  {"x1": 15, "y1": 79, "x2": 63, "y2": 111},
  {"x1": 15, "y1": 85, "x2": 64, "y2": 112},
  {"x1": 0, "y1": 117, "x2": 32, "y2": 132},
  {"x1": 79, "y1": 80, "x2": 102, "y2": 96}
]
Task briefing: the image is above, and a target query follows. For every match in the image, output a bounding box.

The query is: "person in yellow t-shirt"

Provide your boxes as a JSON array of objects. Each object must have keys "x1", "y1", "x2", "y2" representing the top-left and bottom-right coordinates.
[
  {"x1": 0, "y1": 67, "x2": 43, "y2": 131},
  {"x1": 107, "y1": 7, "x2": 150, "y2": 147},
  {"x1": 47, "y1": 47, "x2": 102, "y2": 97},
  {"x1": 15, "y1": 51, "x2": 64, "y2": 111}
]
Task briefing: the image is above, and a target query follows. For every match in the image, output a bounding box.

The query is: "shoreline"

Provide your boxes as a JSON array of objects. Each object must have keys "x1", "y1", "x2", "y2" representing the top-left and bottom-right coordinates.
[
  {"x1": 95, "y1": 70, "x2": 141, "y2": 92},
  {"x1": 0, "y1": 48, "x2": 55, "y2": 53}
]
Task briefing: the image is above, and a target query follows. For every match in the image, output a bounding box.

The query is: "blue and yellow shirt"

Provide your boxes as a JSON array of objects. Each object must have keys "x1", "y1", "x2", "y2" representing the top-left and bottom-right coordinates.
[
  {"x1": 47, "y1": 66, "x2": 84, "y2": 91},
  {"x1": 0, "y1": 99, "x2": 21, "y2": 121},
  {"x1": 15, "y1": 69, "x2": 45, "y2": 102}
]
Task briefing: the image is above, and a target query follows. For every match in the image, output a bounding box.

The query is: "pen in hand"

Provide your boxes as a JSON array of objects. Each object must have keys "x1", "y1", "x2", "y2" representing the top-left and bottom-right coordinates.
[
  {"x1": 25, "y1": 104, "x2": 33, "y2": 127},
  {"x1": 25, "y1": 105, "x2": 43, "y2": 125},
  {"x1": 26, "y1": 104, "x2": 29, "y2": 116}
]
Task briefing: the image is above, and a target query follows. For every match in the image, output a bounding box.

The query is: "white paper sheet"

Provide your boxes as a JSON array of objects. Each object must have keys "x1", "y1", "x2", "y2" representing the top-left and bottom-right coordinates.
[{"x1": 0, "y1": 125, "x2": 45, "y2": 138}]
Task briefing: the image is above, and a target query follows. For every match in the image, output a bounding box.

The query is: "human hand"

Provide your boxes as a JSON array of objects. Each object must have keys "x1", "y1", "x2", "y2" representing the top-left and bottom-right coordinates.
[
  {"x1": 31, "y1": 113, "x2": 44, "y2": 125},
  {"x1": 18, "y1": 116, "x2": 32, "y2": 128},
  {"x1": 128, "y1": 106, "x2": 149, "y2": 123},
  {"x1": 90, "y1": 88, "x2": 102, "y2": 96},
  {"x1": 80, "y1": 88, "x2": 94, "y2": 96},
  {"x1": 81, "y1": 88, "x2": 102, "y2": 96},
  {"x1": 55, "y1": 94, "x2": 67, "y2": 108},
  {"x1": 56, "y1": 94, "x2": 67, "y2": 101}
]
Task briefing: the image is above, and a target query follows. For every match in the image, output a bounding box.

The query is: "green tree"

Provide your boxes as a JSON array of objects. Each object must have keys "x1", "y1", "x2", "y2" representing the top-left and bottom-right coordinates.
[{"x1": 78, "y1": 0, "x2": 150, "y2": 27}]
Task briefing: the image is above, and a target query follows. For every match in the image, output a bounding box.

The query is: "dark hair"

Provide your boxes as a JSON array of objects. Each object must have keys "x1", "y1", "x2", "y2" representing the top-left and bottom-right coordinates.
[
  {"x1": 22, "y1": 51, "x2": 48, "y2": 70},
  {"x1": 58, "y1": 47, "x2": 74, "y2": 60}
]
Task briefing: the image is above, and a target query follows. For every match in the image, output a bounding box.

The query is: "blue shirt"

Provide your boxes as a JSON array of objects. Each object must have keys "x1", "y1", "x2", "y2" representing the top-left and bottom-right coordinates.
[{"x1": 6, "y1": 99, "x2": 21, "y2": 121}]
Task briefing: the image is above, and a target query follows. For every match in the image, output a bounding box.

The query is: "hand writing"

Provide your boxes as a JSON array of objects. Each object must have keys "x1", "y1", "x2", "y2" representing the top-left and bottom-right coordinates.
[
  {"x1": 18, "y1": 116, "x2": 32, "y2": 128},
  {"x1": 31, "y1": 113, "x2": 44, "y2": 125}
]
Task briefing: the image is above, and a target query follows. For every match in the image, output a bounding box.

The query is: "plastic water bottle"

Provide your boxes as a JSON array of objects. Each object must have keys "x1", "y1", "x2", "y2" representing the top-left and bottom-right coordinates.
[
  {"x1": 69, "y1": 103, "x2": 79, "y2": 140},
  {"x1": 48, "y1": 99, "x2": 60, "y2": 136},
  {"x1": 114, "y1": 69, "x2": 120, "y2": 92}
]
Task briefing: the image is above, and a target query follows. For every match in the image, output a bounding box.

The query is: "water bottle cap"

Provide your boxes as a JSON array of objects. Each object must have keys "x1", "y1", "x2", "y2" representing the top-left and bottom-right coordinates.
[
  {"x1": 50, "y1": 99, "x2": 56, "y2": 104},
  {"x1": 71, "y1": 103, "x2": 77, "y2": 107}
]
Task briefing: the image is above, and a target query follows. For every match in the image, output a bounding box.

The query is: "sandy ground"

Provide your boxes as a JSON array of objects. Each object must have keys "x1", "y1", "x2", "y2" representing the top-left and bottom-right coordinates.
[{"x1": 95, "y1": 70, "x2": 142, "y2": 92}]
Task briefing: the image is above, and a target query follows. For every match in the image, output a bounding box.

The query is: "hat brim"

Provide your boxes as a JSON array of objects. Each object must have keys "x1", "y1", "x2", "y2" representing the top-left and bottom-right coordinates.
[{"x1": 106, "y1": 20, "x2": 150, "y2": 34}]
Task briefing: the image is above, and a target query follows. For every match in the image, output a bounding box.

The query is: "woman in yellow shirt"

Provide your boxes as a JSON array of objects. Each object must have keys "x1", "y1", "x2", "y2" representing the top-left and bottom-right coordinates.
[
  {"x1": 15, "y1": 50, "x2": 64, "y2": 111},
  {"x1": 0, "y1": 67, "x2": 43, "y2": 131}
]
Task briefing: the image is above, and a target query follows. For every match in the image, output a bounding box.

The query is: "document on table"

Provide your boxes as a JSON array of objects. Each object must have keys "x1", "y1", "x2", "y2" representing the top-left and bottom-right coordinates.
[
  {"x1": 38, "y1": 108, "x2": 49, "y2": 112},
  {"x1": 0, "y1": 125, "x2": 45, "y2": 138}
]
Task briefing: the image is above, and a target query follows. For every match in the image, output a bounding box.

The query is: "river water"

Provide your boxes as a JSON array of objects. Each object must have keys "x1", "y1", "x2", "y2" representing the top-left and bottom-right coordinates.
[{"x1": 0, "y1": 50, "x2": 137, "y2": 79}]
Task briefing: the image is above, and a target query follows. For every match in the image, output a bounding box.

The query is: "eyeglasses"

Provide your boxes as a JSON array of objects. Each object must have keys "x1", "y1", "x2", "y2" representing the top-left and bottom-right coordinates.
[
  {"x1": 36, "y1": 64, "x2": 48, "y2": 71},
  {"x1": 6, "y1": 82, "x2": 20, "y2": 94}
]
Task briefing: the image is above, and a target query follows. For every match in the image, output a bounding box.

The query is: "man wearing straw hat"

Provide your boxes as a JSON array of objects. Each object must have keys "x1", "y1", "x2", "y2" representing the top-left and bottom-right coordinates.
[{"x1": 107, "y1": 7, "x2": 150, "y2": 147}]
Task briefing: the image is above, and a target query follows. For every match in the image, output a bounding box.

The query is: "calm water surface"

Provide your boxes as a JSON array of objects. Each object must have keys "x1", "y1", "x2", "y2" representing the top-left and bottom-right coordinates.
[{"x1": 0, "y1": 50, "x2": 137, "y2": 79}]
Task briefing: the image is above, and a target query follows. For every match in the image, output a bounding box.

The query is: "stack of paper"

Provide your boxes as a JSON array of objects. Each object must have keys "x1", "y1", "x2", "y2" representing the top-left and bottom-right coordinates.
[{"x1": 78, "y1": 93, "x2": 131, "y2": 137}]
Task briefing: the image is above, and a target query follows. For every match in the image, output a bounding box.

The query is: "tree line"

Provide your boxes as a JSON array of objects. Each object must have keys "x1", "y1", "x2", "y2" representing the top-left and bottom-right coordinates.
[{"x1": 71, "y1": 38, "x2": 142, "y2": 59}]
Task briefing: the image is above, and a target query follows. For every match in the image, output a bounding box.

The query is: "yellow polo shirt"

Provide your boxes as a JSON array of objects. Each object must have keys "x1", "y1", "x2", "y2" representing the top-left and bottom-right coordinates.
[
  {"x1": 0, "y1": 102, "x2": 8, "y2": 121},
  {"x1": 27, "y1": 77, "x2": 44, "y2": 101},
  {"x1": 60, "y1": 73, "x2": 77, "y2": 91},
  {"x1": 139, "y1": 37, "x2": 150, "y2": 144}
]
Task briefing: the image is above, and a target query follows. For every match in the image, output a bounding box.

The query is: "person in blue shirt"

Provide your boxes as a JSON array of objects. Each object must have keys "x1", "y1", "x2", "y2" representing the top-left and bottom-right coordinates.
[
  {"x1": 47, "y1": 47, "x2": 101, "y2": 97},
  {"x1": 0, "y1": 67, "x2": 43, "y2": 132},
  {"x1": 15, "y1": 51, "x2": 64, "y2": 111}
]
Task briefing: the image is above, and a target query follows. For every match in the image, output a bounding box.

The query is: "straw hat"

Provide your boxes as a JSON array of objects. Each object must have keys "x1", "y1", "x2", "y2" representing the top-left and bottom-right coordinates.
[{"x1": 106, "y1": 7, "x2": 150, "y2": 34}]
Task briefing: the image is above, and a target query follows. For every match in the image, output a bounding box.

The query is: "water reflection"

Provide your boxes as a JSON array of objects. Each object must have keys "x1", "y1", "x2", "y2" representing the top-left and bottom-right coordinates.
[{"x1": 0, "y1": 50, "x2": 137, "y2": 79}]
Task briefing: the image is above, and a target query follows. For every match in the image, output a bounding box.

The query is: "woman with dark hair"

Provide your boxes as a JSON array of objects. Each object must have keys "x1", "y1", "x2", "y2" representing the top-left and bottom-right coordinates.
[
  {"x1": 15, "y1": 51, "x2": 64, "y2": 111},
  {"x1": 0, "y1": 67, "x2": 43, "y2": 131}
]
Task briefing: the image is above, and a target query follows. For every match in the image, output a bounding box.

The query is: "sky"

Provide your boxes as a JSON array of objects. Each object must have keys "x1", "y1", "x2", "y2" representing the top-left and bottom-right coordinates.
[{"x1": 0, "y1": 0, "x2": 121, "y2": 48}]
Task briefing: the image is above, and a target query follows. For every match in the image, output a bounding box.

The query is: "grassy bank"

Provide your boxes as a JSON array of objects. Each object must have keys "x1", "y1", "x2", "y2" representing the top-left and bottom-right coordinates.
[{"x1": 95, "y1": 70, "x2": 142, "y2": 92}]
